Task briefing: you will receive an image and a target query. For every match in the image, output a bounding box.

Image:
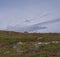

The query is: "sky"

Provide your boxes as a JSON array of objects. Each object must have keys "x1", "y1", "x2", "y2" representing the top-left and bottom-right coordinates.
[{"x1": 0, "y1": 0, "x2": 60, "y2": 33}]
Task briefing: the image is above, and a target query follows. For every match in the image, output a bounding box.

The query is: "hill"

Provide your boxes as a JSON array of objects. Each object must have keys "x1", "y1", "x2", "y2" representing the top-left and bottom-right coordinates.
[{"x1": 0, "y1": 30, "x2": 60, "y2": 57}]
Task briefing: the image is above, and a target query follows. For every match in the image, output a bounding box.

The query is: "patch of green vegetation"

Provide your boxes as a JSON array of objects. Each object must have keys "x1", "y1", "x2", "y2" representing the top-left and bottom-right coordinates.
[{"x1": 0, "y1": 30, "x2": 60, "y2": 57}]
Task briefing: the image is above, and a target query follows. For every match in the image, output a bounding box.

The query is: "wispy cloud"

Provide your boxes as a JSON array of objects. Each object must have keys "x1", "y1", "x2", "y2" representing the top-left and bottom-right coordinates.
[
  {"x1": 0, "y1": 0, "x2": 60, "y2": 32},
  {"x1": 33, "y1": 18, "x2": 60, "y2": 26},
  {"x1": 7, "y1": 18, "x2": 60, "y2": 32}
]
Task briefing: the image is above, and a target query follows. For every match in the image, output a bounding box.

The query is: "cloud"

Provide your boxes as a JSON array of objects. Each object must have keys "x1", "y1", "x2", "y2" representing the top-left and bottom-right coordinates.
[
  {"x1": 33, "y1": 18, "x2": 60, "y2": 26},
  {"x1": 6, "y1": 18, "x2": 60, "y2": 32},
  {"x1": 0, "y1": 0, "x2": 60, "y2": 33},
  {"x1": 24, "y1": 11, "x2": 49, "y2": 23},
  {"x1": 25, "y1": 19, "x2": 31, "y2": 23}
]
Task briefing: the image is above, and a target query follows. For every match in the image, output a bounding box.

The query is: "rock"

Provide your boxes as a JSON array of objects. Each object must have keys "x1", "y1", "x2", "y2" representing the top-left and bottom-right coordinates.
[
  {"x1": 16, "y1": 49, "x2": 25, "y2": 53},
  {"x1": 3, "y1": 51, "x2": 10, "y2": 54},
  {"x1": 37, "y1": 42, "x2": 50, "y2": 45},
  {"x1": 51, "y1": 41, "x2": 60, "y2": 44},
  {"x1": 12, "y1": 44, "x2": 17, "y2": 48},
  {"x1": 28, "y1": 44, "x2": 40, "y2": 51},
  {"x1": 17, "y1": 42, "x2": 23, "y2": 45}
]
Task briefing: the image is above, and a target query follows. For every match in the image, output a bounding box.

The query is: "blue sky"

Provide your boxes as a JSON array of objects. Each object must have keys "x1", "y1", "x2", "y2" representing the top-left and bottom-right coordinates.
[{"x1": 0, "y1": 0, "x2": 60, "y2": 33}]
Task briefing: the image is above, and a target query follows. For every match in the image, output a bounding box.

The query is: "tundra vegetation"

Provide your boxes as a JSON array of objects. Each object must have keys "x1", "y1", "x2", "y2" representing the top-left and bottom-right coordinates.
[{"x1": 0, "y1": 30, "x2": 60, "y2": 57}]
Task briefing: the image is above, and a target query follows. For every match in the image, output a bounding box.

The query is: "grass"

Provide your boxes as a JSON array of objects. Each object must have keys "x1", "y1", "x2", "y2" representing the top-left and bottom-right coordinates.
[{"x1": 0, "y1": 30, "x2": 60, "y2": 57}]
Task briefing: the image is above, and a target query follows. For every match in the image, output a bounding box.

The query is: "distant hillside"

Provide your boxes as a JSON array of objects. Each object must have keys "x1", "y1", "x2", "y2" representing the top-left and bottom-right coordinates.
[
  {"x1": 0, "y1": 30, "x2": 60, "y2": 41},
  {"x1": 0, "y1": 30, "x2": 60, "y2": 57}
]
